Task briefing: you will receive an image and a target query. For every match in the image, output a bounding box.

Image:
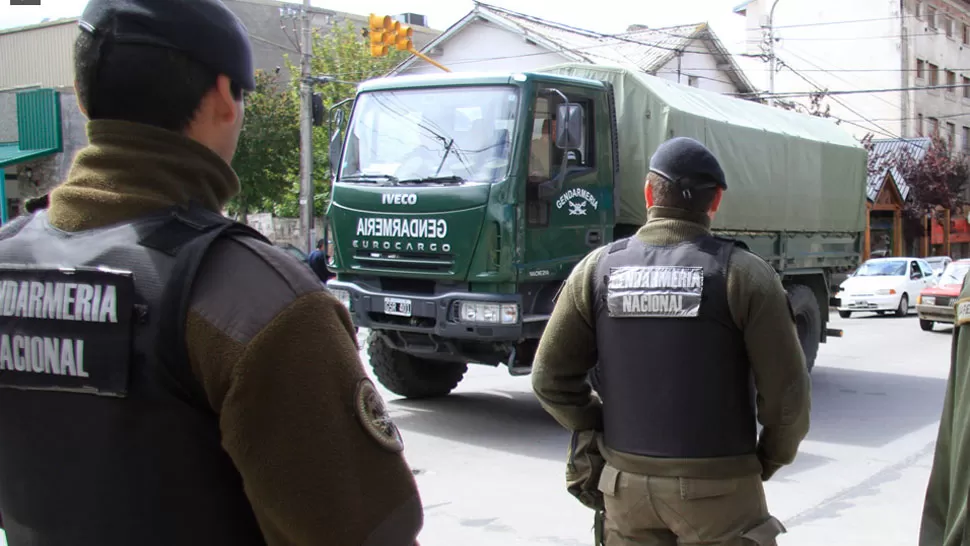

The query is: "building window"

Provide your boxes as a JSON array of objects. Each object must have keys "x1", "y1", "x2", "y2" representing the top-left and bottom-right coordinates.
[
  {"x1": 963, "y1": 76, "x2": 970, "y2": 98},
  {"x1": 930, "y1": 116, "x2": 940, "y2": 136},
  {"x1": 927, "y1": 6, "x2": 937, "y2": 28},
  {"x1": 916, "y1": 0, "x2": 923, "y2": 19},
  {"x1": 918, "y1": 113, "x2": 924, "y2": 136},
  {"x1": 917, "y1": 59, "x2": 927, "y2": 80},
  {"x1": 964, "y1": 23, "x2": 970, "y2": 44},
  {"x1": 947, "y1": 70, "x2": 957, "y2": 93},
  {"x1": 948, "y1": 122, "x2": 957, "y2": 150},
  {"x1": 946, "y1": 16, "x2": 955, "y2": 37},
  {"x1": 688, "y1": 75, "x2": 699, "y2": 88},
  {"x1": 963, "y1": 126, "x2": 970, "y2": 153},
  {"x1": 929, "y1": 63, "x2": 940, "y2": 85}
]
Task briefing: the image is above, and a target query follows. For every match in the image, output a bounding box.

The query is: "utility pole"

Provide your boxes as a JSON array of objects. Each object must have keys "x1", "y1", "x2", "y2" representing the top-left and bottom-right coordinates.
[
  {"x1": 298, "y1": 0, "x2": 315, "y2": 253},
  {"x1": 766, "y1": 0, "x2": 782, "y2": 107}
]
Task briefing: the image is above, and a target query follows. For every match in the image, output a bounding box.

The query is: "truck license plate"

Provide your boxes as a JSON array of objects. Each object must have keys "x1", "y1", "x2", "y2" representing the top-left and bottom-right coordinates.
[{"x1": 384, "y1": 297, "x2": 412, "y2": 317}]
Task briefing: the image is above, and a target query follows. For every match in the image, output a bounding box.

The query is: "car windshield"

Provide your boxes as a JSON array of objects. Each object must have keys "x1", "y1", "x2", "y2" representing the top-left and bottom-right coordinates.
[
  {"x1": 339, "y1": 85, "x2": 519, "y2": 184},
  {"x1": 939, "y1": 262, "x2": 970, "y2": 285},
  {"x1": 854, "y1": 260, "x2": 907, "y2": 277},
  {"x1": 925, "y1": 258, "x2": 949, "y2": 272}
]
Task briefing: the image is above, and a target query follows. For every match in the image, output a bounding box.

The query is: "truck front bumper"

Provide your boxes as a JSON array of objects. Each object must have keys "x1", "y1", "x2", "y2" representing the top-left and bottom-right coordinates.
[{"x1": 326, "y1": 279, "x2": 524, "y2": 341}]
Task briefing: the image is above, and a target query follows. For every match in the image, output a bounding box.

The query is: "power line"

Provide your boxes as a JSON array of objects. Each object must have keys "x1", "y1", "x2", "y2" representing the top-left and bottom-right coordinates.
[{"x1": 734, "y1": 82, "x2": 970, "y2": 98}]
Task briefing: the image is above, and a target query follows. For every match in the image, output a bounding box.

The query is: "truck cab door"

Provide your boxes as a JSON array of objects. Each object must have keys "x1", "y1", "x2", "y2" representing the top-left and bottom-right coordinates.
[{"x1": 522, "y1": 84, "x2": 608, "y2": 279}]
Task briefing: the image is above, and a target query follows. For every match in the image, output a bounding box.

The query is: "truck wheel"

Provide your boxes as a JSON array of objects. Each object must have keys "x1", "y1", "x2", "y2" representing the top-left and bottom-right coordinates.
[
  {"x1": 366, "y1": 331, "x2": 467, "y2": 399},
  {"x1": 788, "y1": 285, "x2": 821, "y2": 373},
  {"x1": 920, "y1": 319, "x2": 934, "y2": 331}
]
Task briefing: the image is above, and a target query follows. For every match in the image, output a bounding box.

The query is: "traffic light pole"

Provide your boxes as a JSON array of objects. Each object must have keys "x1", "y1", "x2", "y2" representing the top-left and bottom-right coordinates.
[
  {"x1": 408, "y1": 47, "x2": 451, "y2": 73},
  {"x1": 298, "y1": 0, "x2": 315, "y2": 254}
]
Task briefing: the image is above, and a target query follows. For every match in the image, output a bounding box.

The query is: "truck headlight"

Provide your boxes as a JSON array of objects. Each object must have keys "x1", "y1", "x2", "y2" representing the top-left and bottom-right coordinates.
[
  {"x1": 457, "y1": 301, "x2": 518, "y2": 324},
  {"x1": 331, "y1": 288, "x2": 351, "y2": 310}
]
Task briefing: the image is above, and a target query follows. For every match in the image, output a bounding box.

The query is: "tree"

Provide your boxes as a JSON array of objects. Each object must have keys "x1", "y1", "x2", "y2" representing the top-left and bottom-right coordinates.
[
  {"x1": 864, "y1": 134, "x2": 970, "y2": 219},
  {"x1": 227, "y1": 70, "x2": 300, "y2": 218},
  {"x1": 270, "y1": 19, "x2": 410, "y2": 218}
]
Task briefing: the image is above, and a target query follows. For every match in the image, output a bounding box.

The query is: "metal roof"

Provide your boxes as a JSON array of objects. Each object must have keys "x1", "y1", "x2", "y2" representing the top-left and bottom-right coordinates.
[
  {"x1": 866, "y1": 137, "x2": 931, "y2": 202},
  {"x1": 390, "y1": 2, "x2": 756, "y2": 94}
]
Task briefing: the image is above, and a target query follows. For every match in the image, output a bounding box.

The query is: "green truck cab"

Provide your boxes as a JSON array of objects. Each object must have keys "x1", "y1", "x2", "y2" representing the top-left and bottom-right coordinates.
[{"x1": 325, "y1": 63, "x2": 867, "y2": 399}]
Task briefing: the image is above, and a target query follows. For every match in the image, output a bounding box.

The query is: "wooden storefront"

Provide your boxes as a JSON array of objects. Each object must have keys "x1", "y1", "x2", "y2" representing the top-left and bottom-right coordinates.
[{"x1": 864, "y1": 172, "x2": 904, "y2": 260}]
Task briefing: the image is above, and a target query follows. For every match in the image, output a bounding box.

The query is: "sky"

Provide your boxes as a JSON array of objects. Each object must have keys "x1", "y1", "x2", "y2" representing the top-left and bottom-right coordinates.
[{"x1": 0, "y1": 0, "x2": 751, "y2": 54}]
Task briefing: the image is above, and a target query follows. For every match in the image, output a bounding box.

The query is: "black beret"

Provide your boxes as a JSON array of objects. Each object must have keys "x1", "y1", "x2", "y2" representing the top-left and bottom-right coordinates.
[
  {"x1": 79, "y1": 0, "x2": 256, "y2": 91},
  {"x1": 649, "y1": 137, "x2": 727, "y2": 190}
]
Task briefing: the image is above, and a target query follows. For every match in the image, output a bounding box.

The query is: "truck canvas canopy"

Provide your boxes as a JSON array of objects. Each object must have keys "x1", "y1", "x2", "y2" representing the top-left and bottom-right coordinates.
[{"x1": 537, "y1": 63, "x2": 868, "y2": 233}]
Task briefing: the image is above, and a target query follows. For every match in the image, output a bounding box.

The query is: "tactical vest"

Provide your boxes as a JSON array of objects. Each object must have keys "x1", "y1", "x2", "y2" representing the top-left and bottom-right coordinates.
[
  {"x1": 592, "y1": 234, "x2": 756, "y2": 459},
  {"x1": 0, "y1": 205, "x2": 270, "y2": 546}
]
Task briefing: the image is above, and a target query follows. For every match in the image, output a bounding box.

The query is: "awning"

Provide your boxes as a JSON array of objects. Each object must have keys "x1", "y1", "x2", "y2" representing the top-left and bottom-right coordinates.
[{"x1": 0, "y1": 142, "x2": 58, "y2": 169}]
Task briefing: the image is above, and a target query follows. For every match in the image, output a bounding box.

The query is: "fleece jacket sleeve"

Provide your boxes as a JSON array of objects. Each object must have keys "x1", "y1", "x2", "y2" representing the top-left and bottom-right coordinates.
[{"x1": 185, "y1": 236, "x2": 423, "y2": 546}]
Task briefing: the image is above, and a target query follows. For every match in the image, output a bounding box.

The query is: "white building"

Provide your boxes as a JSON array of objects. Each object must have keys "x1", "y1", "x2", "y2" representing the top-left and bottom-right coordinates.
[
  {"x1": 391, "y1": 1, "x2": 758, "y2": 96},
  {"x1": 734, "y1": 0, "x2": 970, "y2": 149}
]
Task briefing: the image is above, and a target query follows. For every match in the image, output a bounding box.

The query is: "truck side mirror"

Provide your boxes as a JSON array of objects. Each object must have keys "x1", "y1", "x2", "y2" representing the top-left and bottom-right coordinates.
[
  {"x1": 328, "y1": 109, "x2": 346, "y2": 177},
  {"x1": 555, "y1": 103, "x2": 584, "y2": 150}
]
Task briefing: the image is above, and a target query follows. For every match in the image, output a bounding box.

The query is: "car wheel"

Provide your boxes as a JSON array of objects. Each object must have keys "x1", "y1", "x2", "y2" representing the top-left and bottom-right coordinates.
[
  {"x1": 895, "y1": 294, "x2": 909, "y2": 317},
  {"x1": 920, "y1": 319, "x2": 934, "y2": 331},
  {"x1": 838, "y1": 310, "x2": 851, "y2": 318}
]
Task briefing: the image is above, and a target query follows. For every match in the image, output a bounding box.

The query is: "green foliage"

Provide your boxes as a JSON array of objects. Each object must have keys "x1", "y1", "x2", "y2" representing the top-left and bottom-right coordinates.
[
  {"x1": 227, "y1": 70, "x2": 299, "y2": 217},
  {"x1": 270, "y1": 19, "x2": 410, "y2": 217}
]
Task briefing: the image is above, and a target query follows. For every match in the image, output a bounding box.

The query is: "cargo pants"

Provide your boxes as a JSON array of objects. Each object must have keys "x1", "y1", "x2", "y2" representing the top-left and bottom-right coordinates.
[{"x1": 596, "y1": 462, "x2": 786, "y2": 546}]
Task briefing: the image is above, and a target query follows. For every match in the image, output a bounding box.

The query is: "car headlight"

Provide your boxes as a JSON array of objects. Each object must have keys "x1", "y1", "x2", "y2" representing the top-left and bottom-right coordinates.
[
  {"x1": 874, "y1": 288, "x2": 897, "y2": 296},
  {"x1": 457, "y1": 301, "x2": 518, "y2": 324},
  {"x1": 331, "y1": 288, "x2": 351, "y2": 310},
  {"x1": 922, "y1": 295, "x2": 935, "y2": 305}
]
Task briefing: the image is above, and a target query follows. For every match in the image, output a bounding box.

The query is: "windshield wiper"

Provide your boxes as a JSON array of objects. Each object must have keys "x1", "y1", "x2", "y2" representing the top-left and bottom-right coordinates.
[
  {"x1": 340, "y1": 173, "x2": 399, "y2": 185},
  {"x1": 396, "y1": 175, "x2": 464, "y2": 185}
]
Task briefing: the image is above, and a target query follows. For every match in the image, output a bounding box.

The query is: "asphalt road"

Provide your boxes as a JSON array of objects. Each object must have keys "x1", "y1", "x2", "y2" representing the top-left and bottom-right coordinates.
[{"x1": 362, "y1": 310, "x2": 954, "y2": 546}]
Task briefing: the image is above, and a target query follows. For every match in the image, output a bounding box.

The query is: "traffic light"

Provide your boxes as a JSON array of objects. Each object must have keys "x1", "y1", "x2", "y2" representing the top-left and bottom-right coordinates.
[
  {"x1": 367, "y1": 14, "x2": 397, "y2": 57},
  {"x1": 395, "y1": 24, "x2": 413, "y2": 51},
  {"x1": 365, "y1": 14, "x2": 414, "y2": 56}
]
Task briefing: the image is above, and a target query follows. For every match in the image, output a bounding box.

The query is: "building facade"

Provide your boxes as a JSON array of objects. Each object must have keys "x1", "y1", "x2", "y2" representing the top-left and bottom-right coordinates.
[
  {"x1": 734, "y1": 0, "x2": 970, "y2": 258},
  {"x1": 734, "y1": 0, "x2": 970, "y2": 145}
]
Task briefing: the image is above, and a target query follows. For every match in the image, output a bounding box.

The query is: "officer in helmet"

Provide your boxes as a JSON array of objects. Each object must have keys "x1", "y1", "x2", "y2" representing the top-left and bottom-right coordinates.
[
  {"x1": 532, "y1": 137, "x2": 811, "y2": 546},
  {"x1": 0, "y1": 0, "x2": 422, "y2": 544}
]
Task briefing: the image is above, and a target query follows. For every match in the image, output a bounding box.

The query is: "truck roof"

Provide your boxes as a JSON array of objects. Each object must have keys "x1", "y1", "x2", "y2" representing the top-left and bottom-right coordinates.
[{"x1": 356, "y1": 70, "x2": 609, "y2": 93}]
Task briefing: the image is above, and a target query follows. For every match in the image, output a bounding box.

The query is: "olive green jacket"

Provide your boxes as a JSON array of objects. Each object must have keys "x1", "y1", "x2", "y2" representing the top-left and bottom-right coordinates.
[
  {"x1": 43, "y1": 119, "x2": 423, "y2": 545},
  {"x1": 532, "y1": 207, "x2": 812, "y2": 481},
  {"x1": 921, "y1": 277, "x2": 970, "y2": 546}
]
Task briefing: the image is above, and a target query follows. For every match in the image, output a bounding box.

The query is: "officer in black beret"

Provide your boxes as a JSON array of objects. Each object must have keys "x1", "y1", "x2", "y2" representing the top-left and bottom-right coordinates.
[
  {"x1": 533, "y1": 136, "x2": 810, "y2": 546},
  {"x1": 0, "y1": 0, "x2": 424, "y2": 544}
]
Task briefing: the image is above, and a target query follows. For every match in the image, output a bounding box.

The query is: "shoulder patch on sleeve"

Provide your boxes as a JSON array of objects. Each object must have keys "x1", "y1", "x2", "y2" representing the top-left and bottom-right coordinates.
[
  {"x1": 956, "y1": 298, "x2": 970, "y2": 326},
  {"x1": 354, "y1": 378, "x2": 404, "y2": 453}
]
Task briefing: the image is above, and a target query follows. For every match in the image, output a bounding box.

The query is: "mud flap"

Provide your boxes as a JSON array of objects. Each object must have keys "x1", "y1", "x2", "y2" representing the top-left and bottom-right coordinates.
[{"x1": 741, "y1": 516, "x2": 787, "y2": 545}]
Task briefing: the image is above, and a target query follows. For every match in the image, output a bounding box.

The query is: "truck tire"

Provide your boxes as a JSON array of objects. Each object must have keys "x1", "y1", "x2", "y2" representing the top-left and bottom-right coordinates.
[
  {"x1": 366, "y1": 331, "x2": 467, "y2": 399},
  {"x1": 788, "y1": 285, "x2": 821, "y2": 373}
]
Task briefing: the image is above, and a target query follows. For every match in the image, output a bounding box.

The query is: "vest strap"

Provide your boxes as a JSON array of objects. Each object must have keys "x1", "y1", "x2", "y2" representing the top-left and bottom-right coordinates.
[{"x1": 139, "y1": 204, "x2": 270, "y2": 414}]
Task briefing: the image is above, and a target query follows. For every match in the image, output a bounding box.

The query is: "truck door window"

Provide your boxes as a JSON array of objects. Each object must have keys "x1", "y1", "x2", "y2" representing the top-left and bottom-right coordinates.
[{"x1": 528, "y1": 94, "x2": 595, "y2": 185}]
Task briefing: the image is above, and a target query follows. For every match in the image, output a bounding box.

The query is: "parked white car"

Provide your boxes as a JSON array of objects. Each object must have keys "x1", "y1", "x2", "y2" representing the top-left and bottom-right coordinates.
[{"x1": 836, "y1": 257, "x2": 936, "y2": 318}]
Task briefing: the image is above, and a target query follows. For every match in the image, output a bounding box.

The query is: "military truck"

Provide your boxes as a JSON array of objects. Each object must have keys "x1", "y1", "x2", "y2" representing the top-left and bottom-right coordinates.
[{"x1": 324, "y1": 63, "x2": 867, "y2": 399}]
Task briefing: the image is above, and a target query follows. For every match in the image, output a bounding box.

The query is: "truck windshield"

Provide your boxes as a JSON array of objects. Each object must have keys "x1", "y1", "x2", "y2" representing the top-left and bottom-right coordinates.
[{"x1": 339, "y1": 86, "x2": 519, "y2": 184}]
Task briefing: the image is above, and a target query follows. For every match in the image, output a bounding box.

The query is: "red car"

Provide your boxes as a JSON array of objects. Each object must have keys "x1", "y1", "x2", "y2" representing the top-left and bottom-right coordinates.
[{"x1": 916, "y1": 258, "x2": 970, "y2": 331}]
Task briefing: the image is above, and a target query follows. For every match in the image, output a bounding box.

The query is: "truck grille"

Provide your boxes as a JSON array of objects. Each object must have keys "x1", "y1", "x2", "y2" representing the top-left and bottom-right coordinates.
[{"x1": 354, "y1": 249, "x2": 454, "y2": 272}]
